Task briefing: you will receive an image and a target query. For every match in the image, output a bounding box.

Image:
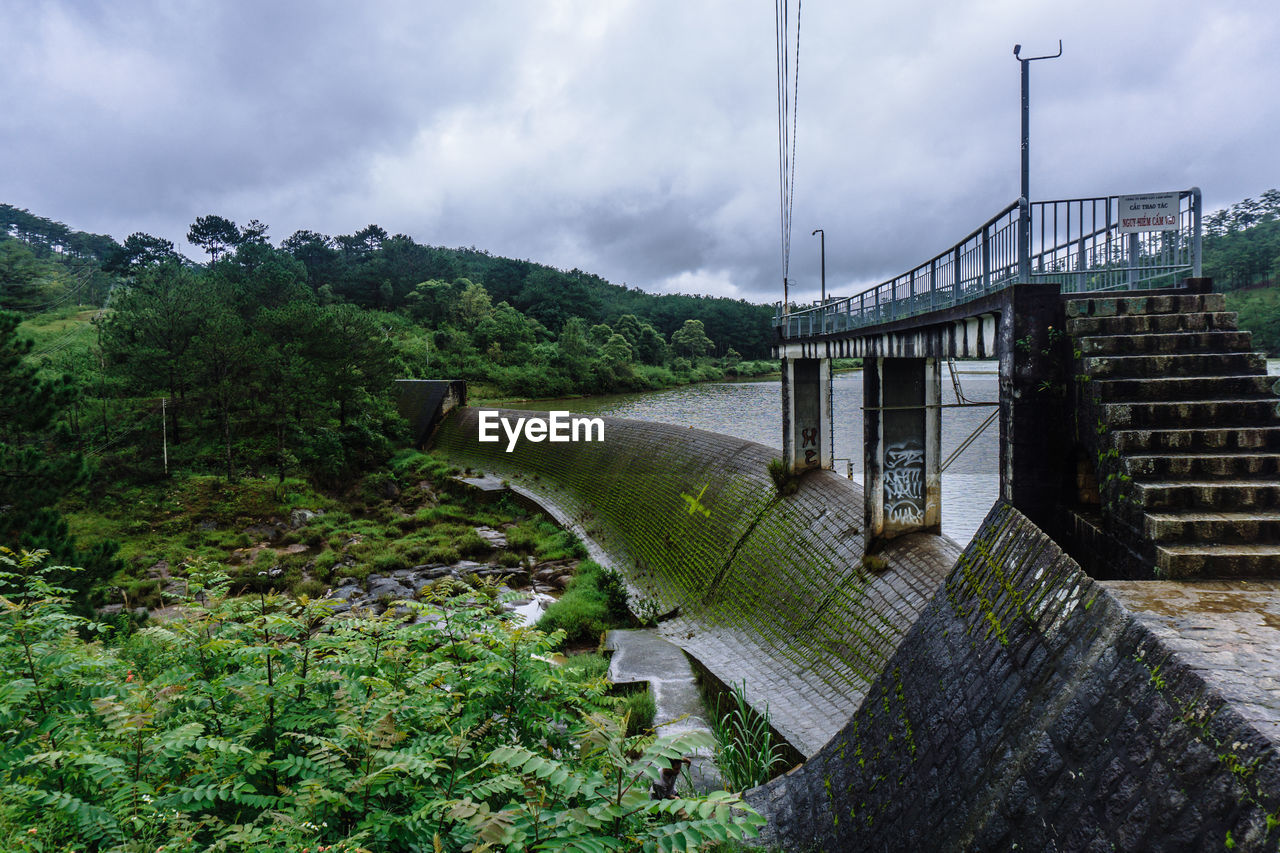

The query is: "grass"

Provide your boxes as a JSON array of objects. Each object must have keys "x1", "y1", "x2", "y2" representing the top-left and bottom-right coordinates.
[
  {"x1": 538, "y1": 560, "x2": 632, "y2": 645},
  {"x1": 61, "y1": 448, "x2": 581, "y2": 606},
  {"x1": 617, "y1": 689, "x2": 657, "y2": 737},
  {"x1": 708, "y1": 680, "x2": 784, "y2": 792},
  {"x1": 768, "y1": 458, "x2": 801, "y2": 497},
  {"x1": 561, "y1": 651, "x2": 610, "y2": 681}
]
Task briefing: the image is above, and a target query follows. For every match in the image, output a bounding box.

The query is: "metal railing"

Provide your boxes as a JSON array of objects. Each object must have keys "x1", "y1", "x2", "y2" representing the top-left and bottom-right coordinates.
[{"x1": 775, "y1": 188, "x2": 1202, "y2": 338}]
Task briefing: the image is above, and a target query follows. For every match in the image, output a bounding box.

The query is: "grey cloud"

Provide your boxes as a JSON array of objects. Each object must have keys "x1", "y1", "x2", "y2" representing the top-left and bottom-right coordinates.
[{"x1": 2, "y1": 0, "x2": 1276, "y2": 306}]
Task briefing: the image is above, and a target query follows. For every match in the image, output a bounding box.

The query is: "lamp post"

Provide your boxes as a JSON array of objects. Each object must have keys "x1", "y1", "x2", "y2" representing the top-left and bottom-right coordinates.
[
  {"x1": 1013, "y1": 41, "x2": 1061, "y2": 283},
  {"x1": 811, "y1": 228, "x2": 825, "y2": 303}
]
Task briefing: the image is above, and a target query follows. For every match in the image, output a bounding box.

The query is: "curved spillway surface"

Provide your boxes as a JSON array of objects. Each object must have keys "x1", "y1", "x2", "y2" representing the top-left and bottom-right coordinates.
[{"x1": 433, "y1": 407, "x2": 960, "y2": 755}]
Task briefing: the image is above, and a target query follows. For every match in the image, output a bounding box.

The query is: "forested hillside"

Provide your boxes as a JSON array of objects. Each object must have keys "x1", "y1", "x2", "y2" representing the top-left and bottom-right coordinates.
[
  {"x1": 0, "y1": 203, "x2": 778, "y2": 607},
  {"x1": 1203, "y1": 190, "x2": 1280, "y2": 353}
]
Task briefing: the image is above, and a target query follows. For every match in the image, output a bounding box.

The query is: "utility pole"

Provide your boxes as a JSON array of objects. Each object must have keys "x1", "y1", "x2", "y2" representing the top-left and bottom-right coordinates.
[
  {"x1": 161, "y1": 397, "x2": 168, "y2": 476},
  {"x1": 812, "y1": 228, "x2": 826, "y2": 303},
  {"x1": 1013, "y1": 41, "x2": 1061, "y2": 283}
]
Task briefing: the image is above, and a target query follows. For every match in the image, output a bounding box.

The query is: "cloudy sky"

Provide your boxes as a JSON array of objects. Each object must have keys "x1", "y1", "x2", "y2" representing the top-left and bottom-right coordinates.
[{"x1": 3, "y1": 1, "x2": 1278, "y2": 304}]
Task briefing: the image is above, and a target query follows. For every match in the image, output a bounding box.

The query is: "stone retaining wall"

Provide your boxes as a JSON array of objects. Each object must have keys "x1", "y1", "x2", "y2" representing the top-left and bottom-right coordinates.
[{"x1": 745, "y1": 500, "x2": 1280, "y2": 851}]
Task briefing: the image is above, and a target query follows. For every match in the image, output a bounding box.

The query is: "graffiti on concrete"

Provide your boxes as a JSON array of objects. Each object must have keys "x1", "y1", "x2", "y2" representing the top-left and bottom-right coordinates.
[
  {"x1": 884, "y1": 440, "x2": 924, "y2": 524},
  {"x1": 802, "y1": 425, "x2": 819, "y2": 466}
]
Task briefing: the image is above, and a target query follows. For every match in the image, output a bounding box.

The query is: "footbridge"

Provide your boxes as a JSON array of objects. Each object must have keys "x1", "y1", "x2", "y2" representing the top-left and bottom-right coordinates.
[{"x1": 771, "y1": 188, "x2": 1280, "y2": 581}]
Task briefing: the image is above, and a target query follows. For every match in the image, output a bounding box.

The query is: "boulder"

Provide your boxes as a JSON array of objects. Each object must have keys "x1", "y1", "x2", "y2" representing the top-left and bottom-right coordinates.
[
  {"x1": 477, "y1": 567, "x2": 529, "y2": 587},
  {"x1": 410, "y1": 564, "x2": 453, "y2": 580},
  {"x1": 474, "y1": 526, "x2": 508, "y2": 548},
  {"x1": 290, "y1": 508, "x2": 324, "y2": 528},
  {"x1": 367, "y1": 576, "x2": 413, "y2": 601}
]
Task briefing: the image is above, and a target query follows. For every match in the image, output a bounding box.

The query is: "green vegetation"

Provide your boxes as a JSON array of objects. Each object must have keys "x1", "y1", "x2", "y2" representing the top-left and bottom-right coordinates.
[
  {"x1": 767, "y1": 458, "x2": 800, "y2": 496},
  {"x1": 538, "y1": 559, "x2": 633, "y2": 644},
  {"x1": 617, "y1": 689, "x2": 659, "y2": 738},
  {"x1": 1203, "y1": 189, "x2": 1280, "y2": 353},
  {"x1": 0, "y1": 200, "x2": 784, "y2": 851},
  {"x1": 1204, "y1": 190, "x2": 1280, "y2": 292},
  {"x1": 0, "y1": 201, "x2": 784, "y2": 612},
  {"x1": 0, "y1": 550, "x2": 763, "y2": 851},
  {"x1": 707, "y1": 681, "x2": 784, "y2": 792},
  {"x1": 1225, "y1": 286, "x2": 1280, "y2": 355}
]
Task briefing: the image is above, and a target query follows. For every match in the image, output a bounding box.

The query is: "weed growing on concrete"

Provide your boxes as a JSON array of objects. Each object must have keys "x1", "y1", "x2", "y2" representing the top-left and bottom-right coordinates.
[
  {"x1": 617, "y1": 689, "x2": 657, "y2": 737},
  {"x1": 710, "y1": 680, "x2": 784, "y2": 791},
  {"x1": 860, "y1": 554, "x2": 889, "y2": 573},
  {"x1": 767, "y1": 458, "x2": 801, "y2": 497}
]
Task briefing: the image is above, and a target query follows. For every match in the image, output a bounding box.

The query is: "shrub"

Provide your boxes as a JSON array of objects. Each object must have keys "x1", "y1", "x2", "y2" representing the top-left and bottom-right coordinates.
[
  {"x1": 538, "y1": 560, "x2": 631, "y2": 644},
  {"x1": 598, "y1": 566, "x2": 631, "y2": 622},
  {"x1": 294, "y1": 578, "x2": 327, "y2": 599},
  {"x1": 538, "y1": 591, "x2": 608, "y2": 645},
  {"x1": 371, "y1": 550, "x2": 409, "y2": 574},
  {"x1": 424, "y1": 544, "x2": 460, "y2": 565},
  {"x1": 617, "y1": 688, "x2": 658, "y2": 737},
  {"x1": 0, "y1": 550, "x2": 764, "y2": 850},
  {"x1": 455, "y1": 529, "x2": 491, "y2": 559}
]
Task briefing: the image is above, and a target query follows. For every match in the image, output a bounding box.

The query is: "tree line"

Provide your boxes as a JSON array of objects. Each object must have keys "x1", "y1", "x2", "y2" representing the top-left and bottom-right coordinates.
[
  {"x1": 1203, "y1": 189, "x2": 1280, "y2": 291},
  {"x1": 0, "y1": 205, "x2": 779, "y2": 602}
]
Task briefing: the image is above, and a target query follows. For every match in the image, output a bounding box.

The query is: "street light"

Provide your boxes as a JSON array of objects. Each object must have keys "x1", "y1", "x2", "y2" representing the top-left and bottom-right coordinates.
[
  {"x1": 1013, "y1": 40, "x2": 1062, "y2": 283},
  {"x1": 811, "y1": 228, "x2": 825, "y2": 303}
]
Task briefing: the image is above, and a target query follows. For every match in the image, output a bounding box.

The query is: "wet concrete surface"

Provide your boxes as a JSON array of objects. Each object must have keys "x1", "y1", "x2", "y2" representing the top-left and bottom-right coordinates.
[
  {"x1": 603, "y1": 628, "x2": 723, "y2": 792},
  {"x1": 1104, "y1": 579, "x2": 1280, "y2": 746}
]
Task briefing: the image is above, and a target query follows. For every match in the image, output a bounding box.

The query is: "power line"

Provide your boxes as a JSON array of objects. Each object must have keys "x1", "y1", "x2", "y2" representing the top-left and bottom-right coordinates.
[{"x1": 775, "y1": 0, "x2": 802, "y2": 300}]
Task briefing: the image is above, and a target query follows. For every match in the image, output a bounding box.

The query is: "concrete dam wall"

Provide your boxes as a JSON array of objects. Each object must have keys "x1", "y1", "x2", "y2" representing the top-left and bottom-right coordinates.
[
  {"x1": 746, "y1": 501, "x2": 1280, "y2": 851},
  {"x1": 432, "y1": 407, "x2": 958, "y2": 756}
]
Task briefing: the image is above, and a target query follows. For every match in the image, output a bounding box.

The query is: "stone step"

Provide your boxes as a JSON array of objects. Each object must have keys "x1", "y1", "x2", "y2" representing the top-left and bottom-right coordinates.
[
  {"x1": 1078, "y1": 330, "x2": 1254, "y2": 357},
  {"x1": 1127, "y1": 453, "x2": 1280, "y2": 480},
  {"x1": 1066, "y1": 311, "x2": 1239, "y2": 337},
  {"x1": 1145, "y1": 511, "x2": 1280, "y2": 544},
  {"x1": 1132, "y1": 480, "x2": 1280, "y2": 511},
  {"x1": 1092, "y1": 374, "x2": 1277, "y2": 402},
  {"x1": 1065, "y1": 292, "x2": 1225, "y2": 319},
  {"x1": 1155, "y1": 543, "x2": 1280, "y2": 579},
  {"x1": 1103, "y1": 399, "x2": 1280, "y2": 429},
  {"x1": 1083, "y1": 352, "x2": 1267, "y2": 379},
  {"x1": 1112, "y1": 427, "x2": 1280, "y2": 454}
]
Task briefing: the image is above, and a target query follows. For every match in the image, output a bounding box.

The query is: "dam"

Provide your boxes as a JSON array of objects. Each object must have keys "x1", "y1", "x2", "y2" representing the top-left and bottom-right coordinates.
[
  {"x1": 419, "y1": 188, "x2": 1280, "y2": 849},
  {"x1": 431, "y1": 406, "x2": 1280, "y2": 850}
]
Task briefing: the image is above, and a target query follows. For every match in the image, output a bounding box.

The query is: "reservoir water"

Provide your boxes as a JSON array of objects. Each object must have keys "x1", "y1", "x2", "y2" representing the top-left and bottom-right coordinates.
[{"x1": 508, "y1": 362, "x2": 1002, "y2": 545}]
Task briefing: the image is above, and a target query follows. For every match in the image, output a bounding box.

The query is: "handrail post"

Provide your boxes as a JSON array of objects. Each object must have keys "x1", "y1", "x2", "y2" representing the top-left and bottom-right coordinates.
[
  {"x1": 1191, "y1": 186, "x2": 1202, "y2": 277},
  {"x1": 982, "y1": 223, "x2": 992, "y2": 292},
  {"x1": 954, "y1": 245, "x2": 962, "y2": 301},
  {"x1": 1127, "y1": 232, "x2": 1140, "y2": 289}
]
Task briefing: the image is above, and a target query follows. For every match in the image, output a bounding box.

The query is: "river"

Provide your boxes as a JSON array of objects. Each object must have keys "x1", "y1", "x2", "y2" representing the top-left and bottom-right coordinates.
[{"x1": 507, "y1": 362, "x2": 1002, "y2": 545}]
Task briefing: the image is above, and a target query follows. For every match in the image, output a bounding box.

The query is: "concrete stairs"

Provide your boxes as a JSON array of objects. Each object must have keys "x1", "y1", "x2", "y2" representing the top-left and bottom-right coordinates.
[{"x1": 1067, "y1": 292, "x2": 1280, "y2": 578}]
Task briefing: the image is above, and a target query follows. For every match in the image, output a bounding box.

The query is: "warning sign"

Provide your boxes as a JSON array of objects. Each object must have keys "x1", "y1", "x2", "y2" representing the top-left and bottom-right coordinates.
[{"x1": 1118, "y1": 193, "x2": 1180, "y2": 233}]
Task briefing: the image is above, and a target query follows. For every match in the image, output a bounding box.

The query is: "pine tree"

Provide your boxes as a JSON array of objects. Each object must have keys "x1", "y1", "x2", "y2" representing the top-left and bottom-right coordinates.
[{"x1": 0, "y1": 311, "x2": 118, "y2": 603}]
